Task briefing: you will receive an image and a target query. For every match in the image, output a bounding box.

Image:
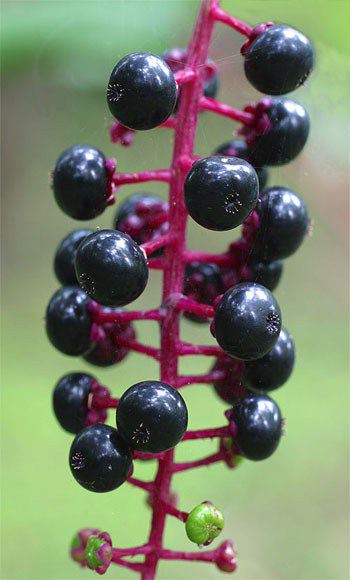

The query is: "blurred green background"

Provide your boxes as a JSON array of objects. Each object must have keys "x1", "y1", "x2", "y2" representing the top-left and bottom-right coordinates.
[{"x1": 1, "y1": 1, "x2": 349, "y2": 578}]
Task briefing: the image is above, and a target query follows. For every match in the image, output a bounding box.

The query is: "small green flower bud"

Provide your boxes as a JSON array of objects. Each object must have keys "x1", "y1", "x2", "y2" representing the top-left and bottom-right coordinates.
[
  {"x1": 70, "y1": 528, "x2": 99, "y2": 566},
  {"x1": 185, "y1": 502, "x2": 224, "y2": 546},
  {"x1": 84, "y1": 533, "x2": 112, "y2": 574}
]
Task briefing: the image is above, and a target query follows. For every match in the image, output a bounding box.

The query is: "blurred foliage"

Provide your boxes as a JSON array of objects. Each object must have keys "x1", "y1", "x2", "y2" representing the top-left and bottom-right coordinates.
[{"x1": 1, "y1": 1, "x2": 349, "y2": 579}]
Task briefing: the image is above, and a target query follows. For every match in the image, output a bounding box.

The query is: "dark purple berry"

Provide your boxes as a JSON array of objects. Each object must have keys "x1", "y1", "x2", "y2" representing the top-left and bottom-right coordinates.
[
  {"x1": 244, "y1": 327, "x2": 295, "y2": 392},
  {"x1": 254, "y1": 187, "x2": 309, "y2": 261},
  {"x1": 250, "y1": 98, "x2": 310, "y2": 166},
  {"x1": 75, "y1": 230, "x2": 148, "y2": 307},
  {"x1": 214, "y1": 139, "x2": 268, "y2": 191},
  {"x1": 107, "y1": 52, "x2": 177, "y2": 130},
  {"x1": 183, "y1": 262, "x2": 224, "y2": 324},
  {"x1": 211, "y1": 358, "x2": 248, "y2": 404},
  {"x1": 116, "y1": 381, "x2": 188, "y2": 453},
  {"x1": 184, "y1": 156, "x2": 259, "y2": 231},
  {"x1": 214, "y1": 283, "x2": 282, "y2": 361},
  {"x1": 231, "y1": 394, "x2": 282, "y2": 460},
  {"x1": 244, "y1": 255, "x2": 283, "y2": 291},
  {"x1": 54, "y1": 229, "x2": 93, "y2": 286},
  {"x1": 84, "y1": 308, "x2": 136, "y2": 367},
  {"x1": 52, "y1": 145, "x2": 108, "y2": 220},
  {"x1": 53, "y1": 372, "x2": 95, "y2": 433},
  {"x1": 69, "y1": 424, "x2": 132, "y2": 493},
  {"x1": 114, "y1": 193, "x2": 168, "y2": 257},
  {"x1": 244, "y1": 25, "x2": 315, "y2": 95},
  {"x1": 46, "y1": 287, "x2": 92, "y2": 356},
  {"x1": 163, "y1": 48, "x2": 219, "y2": 111}
]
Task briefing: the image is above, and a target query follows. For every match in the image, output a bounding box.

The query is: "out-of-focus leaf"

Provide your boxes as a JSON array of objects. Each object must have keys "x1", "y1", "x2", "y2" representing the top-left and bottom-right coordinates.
[{"x1": 1, "y1": 0, "x2": 197, "y2": 88}]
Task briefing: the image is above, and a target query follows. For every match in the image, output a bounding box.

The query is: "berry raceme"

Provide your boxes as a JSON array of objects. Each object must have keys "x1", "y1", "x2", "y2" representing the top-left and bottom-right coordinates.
[
  {"x1": 47, "y1": 2, "x2": 315, "y2": 576},
  {"x1": 184, "y1": 156, "x2": 259, "y2": 231},
  {"x1": 114, "y1": 193, "x2": 169, "y2": 256},
  {"x1": 244, "y1": 25, "x2": 315, "y2": 95},
  {"x1": 54, "y1": 229, "x2": 93, "y2": 286},
  {"x1": 230, "y1": 394, "x2": 283, "y2": 460},
  {"x1": 53, "y1": 372, "x2": 94, "y2": 434},
  {"x1": 163, "y1": 47, "x2": 219, "y2": 111},
  {"x1": 214, "y1": 139, "x2": 268, "y2": 191},
  {"x1": 75, "y1": 230, "x2": 149, "y2": 307},
  {"x1": 116, "y1": 381, "x2": 188, "y2": 453},
  {"x1": 46, "y1": 287, "x2": 92, "y2": 356},
  {"x1": 253, "y1": 186, "x2": 309, "y2": 261},
  {"x1": 52, "y1": 145, "x2": 108, "y2": 220},
  {"x1": 244, "y1": 327, "x2": 295, "y2": 392},
  {"x1": 107, "y1": 52, "x2": 177, "y2": 130},
  {"x1": 248, "y1": 97, "x2": 310, "y2": 166},
  {"x1": 183, "y1": 262, "x2": 224, "y2": 323},
  {"x1": 69, "y1": 424, "x2": 133, "y2": 492}
]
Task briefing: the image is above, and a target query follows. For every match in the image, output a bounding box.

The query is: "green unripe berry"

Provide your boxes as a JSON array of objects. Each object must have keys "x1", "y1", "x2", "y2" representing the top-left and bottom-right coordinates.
[{"x1": 185, "y1": 502, "x2": 224, "y2": 546}]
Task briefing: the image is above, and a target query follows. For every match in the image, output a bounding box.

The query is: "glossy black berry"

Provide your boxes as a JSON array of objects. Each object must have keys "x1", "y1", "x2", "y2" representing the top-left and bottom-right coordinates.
[
  {"x1": 244, "y1": 25, "x2": 315, "y2": 95},
  {"x1": 69, "y1": 424, "x2": 132, "y2": 493},
  {"x1": 254, "y1": 187, "x2": 309, "y2": 261},
  {"x1": 107, "y1": 52, "x2": 177, "y2": 130},
  {"x1": 214, "y1": 140, "x2": 268, "y2": 191},
  {"x1": 211, "y1": 358, "x2": 248, "y2": 404},
  {"x1": 52, "y1": 145, "x2": 108, "y2": 220},
  {"x1": 45, "y1": 287, "x2": 92, "y2": 356},
  {"x1": 184, "y1": 156, "x2": 259, "y2": 231},
  {"x1": 75, "y1": 230, "x2": 148, "y2": 307},
  {"x1": 250, "y1": 98, "x2": 310, "y2": 166},
  {"x1": 215, "y1": 283, "x2": 282, "y2": 361},
  {"x1": 84, "y1": 308, "x2": 136, "y2": 367},
  {"x1": 54, "y1": 229, "x2": 93, "y2": 286},
  {"x1": 184, "y1": 262, "x2": 224, "y2": 323},
  {"x1": 244, "y1": 327, "x2": 295, "y2": 392},
  {"x1": 114, "y1": 193, "x2": 168, "y2": 257},
  {"x1": 231, "y1": 394, "x2": 282, "y2": 460},
  {"x1": 116, "y1": 381, "x2": 188, "y2": 453},
  {"x1": 53, "y1": 372, "x2": 95, "y2": 433},
  {"x1": 245, "y1": 255, "x2": 283, "y2": 291},
  {"x1": 163, "y1": 48, "x2": 219, "y2": 111}
]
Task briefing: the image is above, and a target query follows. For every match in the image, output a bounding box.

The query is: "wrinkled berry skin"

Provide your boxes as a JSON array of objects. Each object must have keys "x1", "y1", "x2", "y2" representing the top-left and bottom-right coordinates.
[
  {"x1": 52, "y1": 145, "x2": 108, "y2": 220},
  {"x1": 254, "y1": 187, "x2": 309, "y2": 261},
  {"x1": 116, "y1": 381, "x2": 188, "y2": 453},
  {"x1": 244, "y1": 25, "x2": 315, "y2": 96},
  {"x1": 211, "y1": 358, "x2": 248, "y2": 403},
  {"x1": 46, "y1": 287, "x2": 92, "y2": 356},
  {"x1": 215, "y1": 283, "x2": 282, "y2": 361},
  {"x1": 53, "y1": 372, "x2": 94, "y2": 433},
  {"x1": 250, "y1": 98, "x2": 310, "y2": 166},
  {"x1": 184, "y1": 156, "x2": 259, "y2": 231},
  {"x1": 84, "y1": 308, "x2": 136, "y2": 367},
  {"x1": 214, "y1": 139, "x2": 268, "y2": 191},
  {"x1": 114, "y1": 193, "x2": 168, "y2": 257},
  {"x1": 69, "y1": 424, "x2": 132, "y2": 493},
  {"x1": 75, "y1": 230, "x2": 148, "y2": 307},
  {"x1": 245, "y1": 255, "x2": 283, "y2": 291},
  {"x1": 184, "y1": 262, "x2": 224, "y2": 323},
  {"x1": 231, "y1": 394, "x2": 282, "y2": 460},
  {"x1": 54, "y1": 229, "x2": 93, "y2": 286},
  {"x1": 245, "y1": 327, "x2": 295, "y2": 392},
  {"x1": 107, "y1": 52, "x2": 177, "y2": 130},
  {"x1": 163, "y1": 47, "x2": 219, "y2": 111}
]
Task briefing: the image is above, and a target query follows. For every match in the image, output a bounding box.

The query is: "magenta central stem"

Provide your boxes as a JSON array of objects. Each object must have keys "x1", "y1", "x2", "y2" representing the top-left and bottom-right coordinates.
[{"x1": 141, "y1": 2, "x2": 217, "y2": 578}]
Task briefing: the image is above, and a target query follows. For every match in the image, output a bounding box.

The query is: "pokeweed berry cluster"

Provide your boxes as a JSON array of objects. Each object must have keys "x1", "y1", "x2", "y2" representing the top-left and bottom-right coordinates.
[{"x1": 46, "y1": 1, "x2": 314, "y2": 577}]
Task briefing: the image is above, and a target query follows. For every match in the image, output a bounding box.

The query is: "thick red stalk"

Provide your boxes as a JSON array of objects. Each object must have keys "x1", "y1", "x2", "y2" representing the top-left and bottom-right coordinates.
[{"x1": 142, "y1": 1, "x2": 217, "y2": 578}]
